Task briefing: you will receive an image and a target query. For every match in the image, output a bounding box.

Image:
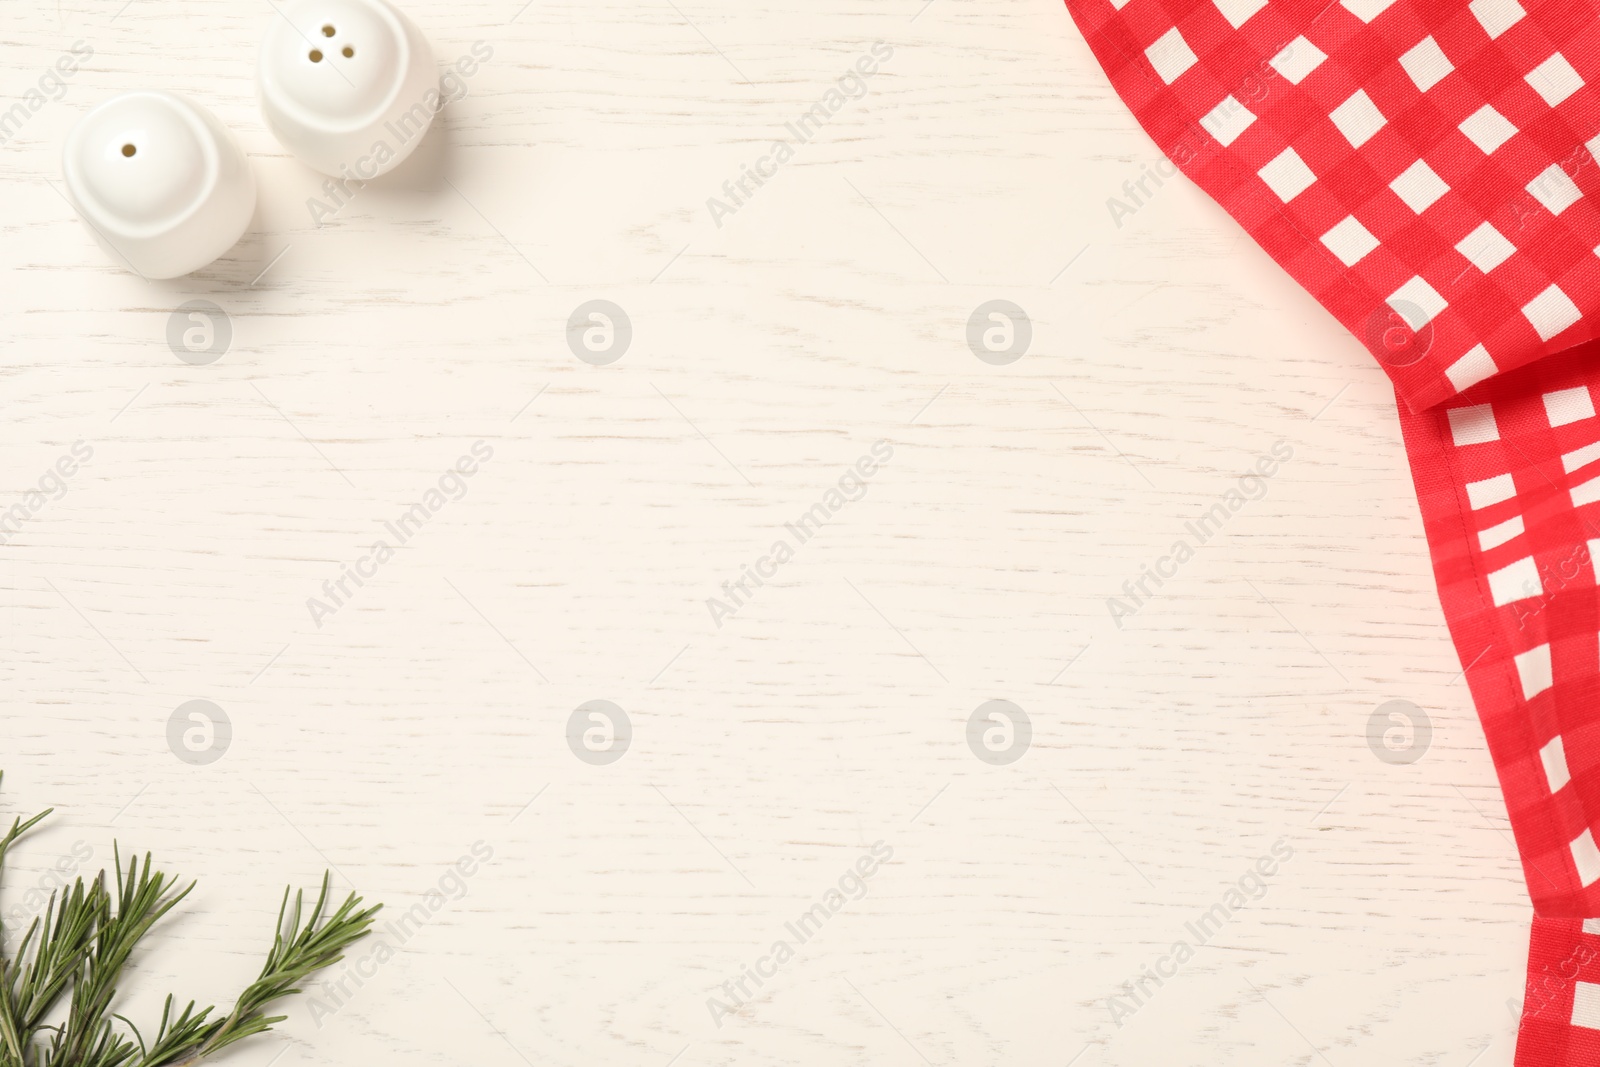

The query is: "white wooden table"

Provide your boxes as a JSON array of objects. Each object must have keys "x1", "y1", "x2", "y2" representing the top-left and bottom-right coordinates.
[{"x1": 0, "y1": 1, "x2": 1529, "y2": 1064}]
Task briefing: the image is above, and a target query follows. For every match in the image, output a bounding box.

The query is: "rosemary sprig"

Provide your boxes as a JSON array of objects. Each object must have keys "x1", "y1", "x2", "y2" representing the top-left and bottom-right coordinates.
[
  {"x1": 127, "y1": 874, "x2": 380, "y2": 1067},
  {"x1": 0, "y1": 773, "x2": 381, "y2": 1067}
]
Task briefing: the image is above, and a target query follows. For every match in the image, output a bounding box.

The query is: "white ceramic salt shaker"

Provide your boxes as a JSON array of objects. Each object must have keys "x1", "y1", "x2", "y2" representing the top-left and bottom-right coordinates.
[
  {"x1": 257, "y1": 0, "x2": 437, "y2": 179},
  {"x1": 61, "y1": 91, "x2": 256, "y2": 279}
]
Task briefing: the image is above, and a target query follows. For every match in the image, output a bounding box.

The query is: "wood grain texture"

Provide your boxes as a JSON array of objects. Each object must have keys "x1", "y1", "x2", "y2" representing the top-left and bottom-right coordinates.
[{"x1": 0, "y1": 1, "x2": 1527, "y2": 1065}]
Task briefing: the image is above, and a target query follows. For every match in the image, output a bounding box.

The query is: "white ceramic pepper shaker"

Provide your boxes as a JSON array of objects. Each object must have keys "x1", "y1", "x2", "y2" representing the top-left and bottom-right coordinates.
[{"x1": 61, "y1": 90, "x2": 256, "y2": 279}]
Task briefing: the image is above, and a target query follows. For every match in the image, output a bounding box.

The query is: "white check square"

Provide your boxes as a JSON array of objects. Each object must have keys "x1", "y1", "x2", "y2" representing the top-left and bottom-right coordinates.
[
  {"x1": 1446, "y1": 346, "x2": 1497, "y2": 392},
  {"x1": 1320, "y1": 216, "x2": 1379, "y2": 267},
  {"x1": 1145, "y1": 28, "x2": 1198, "y2": 85},
  {"x1": 1526, "y1": 287, "x2": 1583, "y2": 343},
  {"x1": 1478, "y1": 515, "x2": 1524, "y2": 550},
  {"x1": 1541, "y1": 735, "x2": 1571, "y2": 791},
  {"x1": 1200, "y1": 95, "x2": 1256, "y2": 146},
  {"x1": 1464, "y1": 472, "x2": 1515, "y2": 509},
  {"x1": 1488, "y1": 556, "x2": 1541, "y2": 606},
  {"x1": 1390, "y1": 159, "x2": 1449, "y2": 213},
  {"x1": 1514, "y1": 643, "x2": 1552, "y2": 698},
  {"x1": 1574, "y1": 981, "x2": 1600, "y2": 1028},
  {"x1": 1470, "y1": 0, "x2": 1525, "y2": 38},
  {"x1": 1330, "y1": 90, "x2": 1386, "y2": 147},
  {"x1": 1400, "y1": 37, "x2": 1454, "y2": 92},
  {"x1": 1575, "y1": 830, "x2": 1600, "y2": 887},
  {"x1": 1388, "y1": 276, "x2": 1447, "y2": 327},
  {"x1": 1455, "y1": 222, "x2": 1515, "y2": 273},
  {"x1": 1528, "y1": 164, "x2": 1582, "y2": 215},
  {"x1": 1270, "y1": 37, "x2": 1327, "y2": 83},
  {"x1": 1213, "y1": 0, "x2": 1268, "y2": 28},
  {"x1": 1543, "y1": 384, "x2": 1594, "y2": 426},
  {"x1": 1341, "y1": 0, "x2": 1398, "y2": 22},
  {"x1": 1447, "y1": 404, "x2": 1499, "y2": 446},
  {"x1": 1258, "y1": 148, "x2": 1316, "y2": 201},
  {"x1": 1459, "y1": 105, "x2": 1517, "y2": 154},
  {"x1": 1527, "y1": 52, "x2": 1584, "y2": 107}
]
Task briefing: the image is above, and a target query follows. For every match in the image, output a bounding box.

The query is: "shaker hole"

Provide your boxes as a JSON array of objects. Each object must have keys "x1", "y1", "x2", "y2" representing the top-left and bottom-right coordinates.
[
  {"x1": 321, "y1": 23, "x2": 335, "y2": 36},
  {"x1": 121, "y1": 143, "x2": 136, "y2": 157},
  {"x1": 309, "y1": 49, "x2": 323, "y2": 62},
  {"x1": 342, "y1": 45, "x2": 354, "y2": 57}
]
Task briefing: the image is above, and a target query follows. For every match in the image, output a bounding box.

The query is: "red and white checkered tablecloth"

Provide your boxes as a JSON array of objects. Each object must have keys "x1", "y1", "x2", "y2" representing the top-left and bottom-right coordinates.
[
  {"x1": 1063, "y1": 0, "x2": 1600, "y2": 1060},
  {"x1": 1401, "y1": 340, "x2": 1600, "y2": 1064},
  {"x1": 1068, "y1": 0, "x2": 1600, "y2": 412}
]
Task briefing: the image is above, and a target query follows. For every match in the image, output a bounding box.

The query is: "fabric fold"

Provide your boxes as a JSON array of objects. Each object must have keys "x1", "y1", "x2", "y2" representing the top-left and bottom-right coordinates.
[{"x1": 1066, "y1": 0, "x2": 1600, "y2": 412}]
